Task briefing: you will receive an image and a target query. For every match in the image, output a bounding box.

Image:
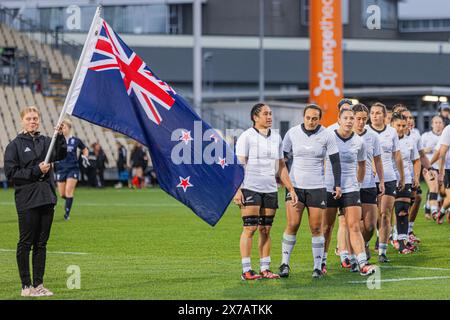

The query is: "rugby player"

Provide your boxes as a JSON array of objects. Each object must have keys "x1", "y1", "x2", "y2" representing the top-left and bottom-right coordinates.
[
  {"x1": 391, "y1": 112, "x2": 420, "y2": 254},
  {"x1": 367, "y1": 102, "x2": 405, "y2": 263},
  {"x1": 234, "y1": 103, "x2": 298, "y2": 280},
  {"x1": 278, "y1": 104, "x2": 341, "y2": 278},
  {"x1": 54, "y1": 119, "x2": 89, "y2": 221},
  {"x1": 322, "y1": 108, "x2": 376, "y2": 276}
]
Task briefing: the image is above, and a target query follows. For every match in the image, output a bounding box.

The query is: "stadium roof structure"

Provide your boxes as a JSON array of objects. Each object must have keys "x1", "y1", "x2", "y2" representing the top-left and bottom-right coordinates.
[{"x1": 197, "y1": 86, "x2": 450, "y2": 102}]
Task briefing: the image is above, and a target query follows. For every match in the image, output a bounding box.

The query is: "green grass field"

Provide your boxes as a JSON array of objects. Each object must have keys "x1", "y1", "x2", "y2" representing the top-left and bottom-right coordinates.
[{"x1": 0, "y1": 185, "x2": 449, "y2": 300}]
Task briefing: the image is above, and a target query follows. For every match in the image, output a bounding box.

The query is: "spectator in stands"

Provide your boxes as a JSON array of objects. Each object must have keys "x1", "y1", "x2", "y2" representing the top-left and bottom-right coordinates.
[
  {"x1": 115, "y1": 141, "x2": 128, "y2": 189},
  {"x1": 130, "y1": 142, "x2": 148, "y2": 189},
  {"x1": 94, "y1": 143, "x2": 108, "y2": 188},
  {"x1": 86, "y1": 143, "x2": 98, "y2": 188},
  {"x1": 4, "y1": 106, "x2": 66, "y2": 297}
]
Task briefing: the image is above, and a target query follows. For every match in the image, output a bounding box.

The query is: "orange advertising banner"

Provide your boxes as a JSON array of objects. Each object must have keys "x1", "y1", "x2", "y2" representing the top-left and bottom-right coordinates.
[{"x1": 309, "y1": 0, "x2": 343, "y2": 127}]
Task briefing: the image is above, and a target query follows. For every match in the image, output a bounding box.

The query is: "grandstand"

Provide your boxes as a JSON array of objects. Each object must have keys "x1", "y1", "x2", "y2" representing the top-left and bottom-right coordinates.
[{"x1": 0, "y1": 10, "x2": 133, "y2": 174}]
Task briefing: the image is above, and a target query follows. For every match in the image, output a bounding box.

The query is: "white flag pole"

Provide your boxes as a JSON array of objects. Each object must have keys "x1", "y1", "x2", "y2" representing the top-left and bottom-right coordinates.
[{"x1": 44, "y1": 5, "x2": 102, "y2": 164}]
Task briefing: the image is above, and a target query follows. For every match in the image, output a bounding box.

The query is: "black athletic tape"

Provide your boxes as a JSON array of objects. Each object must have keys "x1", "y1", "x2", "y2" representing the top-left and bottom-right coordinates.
[
  {"x1": 242, "y1": 216, "x2": 259, "y2": 227},
  {"x1": 329, "y1": 153, "x2": 341, "y2": 188},
  {"x1": 429, "y1": 192, "x2": 438, "y2": 201},
  {"x1": 394, "y1": 201, "x2": 410, "y2": 216},
  {"x1": 258, "y1": 216, "x2": 274, "y2": 226}
]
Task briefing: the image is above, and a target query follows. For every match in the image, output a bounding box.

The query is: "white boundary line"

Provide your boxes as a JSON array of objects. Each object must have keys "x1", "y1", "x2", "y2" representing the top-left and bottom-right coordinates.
[
  {"x1": 380, "y1": 265, "x2": 450, "y2": 272},
  {"x1": 0, "y1": 202, "x2": 182, "y2": 207},
  {"x1": 349, "y1": 276, "x2": 450, "y2": 284},
  {"x1": 0, "y1": 249, "x2": 89, "y2": 255}
]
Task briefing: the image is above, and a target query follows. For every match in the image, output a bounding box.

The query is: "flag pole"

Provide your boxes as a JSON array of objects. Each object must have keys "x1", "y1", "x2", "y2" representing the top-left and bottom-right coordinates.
[{"x1": 44, "y1": 5, "x2": 102, "y2": 164}]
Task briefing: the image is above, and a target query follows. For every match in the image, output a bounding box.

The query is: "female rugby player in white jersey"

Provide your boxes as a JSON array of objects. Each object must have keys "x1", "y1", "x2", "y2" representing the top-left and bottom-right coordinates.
[
  {"x1": 352, "y1": 104, "x2": 384, "y2": 260},
  {"x1": 421, "y1": 116, "x2": 444, "y2": 220},
  {"x1": 367, "y1": 102, "x2": 405, "y2": 263},
  {"x1": 234, "y1": 103, "x2": 298, "y2": 281},
  {"x1": 278, "y1": 104, "x2": 342, "y2": 279},
  {"x1": 322, "y1": 108, "x2": 376, "y2": 276},
  {"x1": 391, "y1": 113, "x2": 420, "y2": 254}
]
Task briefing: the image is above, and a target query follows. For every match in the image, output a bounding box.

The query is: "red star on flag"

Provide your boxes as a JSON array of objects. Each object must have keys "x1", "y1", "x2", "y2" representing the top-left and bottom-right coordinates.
[
  {"x1": 217, "y1": 157, "x2": 228, "y2": 169},
  {"x1": 179, "y1": 130, "x2": 193, "y2": 144},
  {"x1": 177, "y1": 176, "x2": 193, "y2": 192}
]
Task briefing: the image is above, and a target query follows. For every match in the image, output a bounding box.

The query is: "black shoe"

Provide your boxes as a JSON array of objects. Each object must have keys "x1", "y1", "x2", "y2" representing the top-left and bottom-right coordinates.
[
  {"x1": 279, "y1": 264, "x2": 290, "y2": 278},
  {"x1": 350, "y1": 262, "x2": 359, "y2": 273},
  {"x1": 312, "y1": 269, "x2": 323, "y2": 279},
  {"x1": 378, "y1": 253, "x2": 390, "y2": 263},
  {"x1": 64, "y1": 213, "x2": 70, "y2": 221}
]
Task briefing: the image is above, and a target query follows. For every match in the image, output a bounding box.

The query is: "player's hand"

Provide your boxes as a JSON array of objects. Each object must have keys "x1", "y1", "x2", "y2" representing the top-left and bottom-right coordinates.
[
  {"x1": 81, "y1": 155, "x2": 91, "y2": 168},
  {"x1": 39, "y1": 162, "x2": 51, "y2": 174},
  {"x1": 439, "y1": 172, "x2": 444, "y2": 183},
  {"x1": 333, "y1": 186, "x2": 342, "y2": 200},
  {"x1": 378, "y1": 181, "x2": 385, "y2": 196},
  {"x1": 233, "y1": 189, "x2": 244, "y2": 207},
  {"x1": 288, "y1": 188, "x2": 298, "y2": 207},
  {"x1": 413, "y1": 178, "x2": 420, "y2": 188},
  {"x1": 398, "y1": 179, "x2": 405, "y2": 191},
  {"x1": 55, "y1": 123, "x2": 64, "y2": 134}
]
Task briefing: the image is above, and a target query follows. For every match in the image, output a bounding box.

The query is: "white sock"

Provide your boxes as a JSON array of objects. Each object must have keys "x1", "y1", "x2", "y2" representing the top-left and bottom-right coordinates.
[
  {"x1": 242, "y1": 257, "x2": 251, "y2": 273},
  {"x1": 282, "y1": 233, "x2": 297, "y2": 265},
  {"x1": 340, "y1": 250, "x2": 350, "y2": 263},
  {"x1": 312, "y1": 236, "x2": 325, "y2": 270},
  {"x1": 379, "y1": 243, "x2": 388, "y2": 255},
  {"x1": 356, "y1": 252, "x2": 368, "y2": 268},
  {"x1": 408, "y1": 222, "x2": 414, "y2": 234},
  {"x1": 431, "y1": 205, "x2": 438, "y2": 214},
  {"x1": 322, "y1": 252, "x2": 328, "y2": 265},
  {"x1": 260, "y1": 256, "x2": 271, "y2": 272},
  {"x1": 393, "y1": 225, "x2": 398, "y2": 241},
  {"x1": 425, "y1": 202, "x2": 430, "y2": 209},
  {"x1": 350, "y1": 254, "x2": 357, "y2": 265}
]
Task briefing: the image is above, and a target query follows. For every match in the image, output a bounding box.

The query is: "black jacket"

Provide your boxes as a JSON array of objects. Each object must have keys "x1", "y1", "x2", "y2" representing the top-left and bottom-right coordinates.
[{"x1": 4, "y1": 132, "x2": 67, "y2": 212}]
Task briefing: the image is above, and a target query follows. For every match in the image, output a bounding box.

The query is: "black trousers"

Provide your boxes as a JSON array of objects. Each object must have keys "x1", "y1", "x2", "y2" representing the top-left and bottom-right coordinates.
[{"x1": 17, "y1": 204, "x2": 55, "y2": 288}]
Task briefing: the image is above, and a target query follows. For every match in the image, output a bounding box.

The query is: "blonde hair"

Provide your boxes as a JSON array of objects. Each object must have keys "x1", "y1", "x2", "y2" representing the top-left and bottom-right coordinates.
[
  {"x1": 20, "y1": 106, "x2": 40, "y2": 119},
  {"x1": 62, "y1": 118, "x2": 72, "y2": 129}
]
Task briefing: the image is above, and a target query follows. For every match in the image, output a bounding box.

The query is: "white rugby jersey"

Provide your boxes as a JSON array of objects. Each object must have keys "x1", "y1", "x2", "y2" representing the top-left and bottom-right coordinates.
[
  {"x1": 421, "y1": 130, "x2": 441, "y2": 169},
  {"x1": 283, "y1": 124, "x2": 339, "y2": 189},
  {"x1": 410, "y1": 128, "x2": 423, "y2": 152},
  {"x1": 366, "y1": 125, "x2": 400, "y2": 183},
  {"x1": 325, "y1": 130, "x2": 366, "y2": 193},
  {"x1": 358, "y1": 129, "x2": 382, "y2": 189},
  {"x1": 235, "y1": 127, "x2": 283, "y2": 193},
  {"x1": 436, "y1": 125, "x2": 450, "y2": 169},
  {"x1": 395, "y1": 134, "x2": 419, "y2": 184}
]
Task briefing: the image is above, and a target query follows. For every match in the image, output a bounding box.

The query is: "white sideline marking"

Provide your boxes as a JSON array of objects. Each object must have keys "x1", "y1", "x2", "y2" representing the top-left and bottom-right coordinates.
[
  {"x1": 0, "y1": 249, "x2": 89, "y2": 255},
  {"x1": 0, "y1": 201, "x2": 182, "y2": 207},
  {"x1": 349, "y1": 276, "x2": 450, "y2": 284},
  {"x1": 381, "y1": 265, "x2": 450, "y2": 272}
]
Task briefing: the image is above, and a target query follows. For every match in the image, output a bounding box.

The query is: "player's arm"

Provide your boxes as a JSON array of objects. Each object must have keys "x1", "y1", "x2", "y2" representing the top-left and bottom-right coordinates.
[
  {"x1": 233, "y1": 156, "x2": 247, "y2": 206},
  {"x1": 419, "y1": 149, "x2": 431, "y2": 170},
  {"x1": 357, "y1": 160, "x2": 366, "y2": 184},
  {"x1": 329, "y1": 153, "x2": 342, "y2": 199},
  {"x1": 413, "y1": 158, "x2": 421, "y2": 188},
  {"x1": 438, "y1": 144, "x2": 449, "y2": 182},
  {"x1": 278, "y1": 159, "x2": 298, "y2": 206},
  {"x1": 394, "y1": 150, "x2": 405, "y2": 190},
  {"x1": 374, "y1": 155, "x2": 385, "y2": 195}
]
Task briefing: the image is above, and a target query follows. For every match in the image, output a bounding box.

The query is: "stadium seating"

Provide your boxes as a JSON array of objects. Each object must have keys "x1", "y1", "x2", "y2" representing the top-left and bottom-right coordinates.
[
  {"x1": 0, "y1": 85, "x2": 128, "y2": 169},
  {"x1": 0, "y1": 23, "x2": 74, "y2": 80}
]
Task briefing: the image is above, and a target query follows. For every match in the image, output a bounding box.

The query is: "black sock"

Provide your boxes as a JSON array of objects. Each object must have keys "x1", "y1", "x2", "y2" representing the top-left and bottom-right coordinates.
[{"x1": 65, "y1": 197, "x2": 73, "y2": 216}]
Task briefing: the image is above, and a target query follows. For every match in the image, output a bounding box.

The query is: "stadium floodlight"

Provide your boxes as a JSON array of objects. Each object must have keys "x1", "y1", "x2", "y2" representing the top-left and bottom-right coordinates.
[
  {"x1": 422, "y1": 95, "x2": 439, "y2": 102},
  {"x1": 439, "y1": 96, "x2": 448, "y2": 103}
]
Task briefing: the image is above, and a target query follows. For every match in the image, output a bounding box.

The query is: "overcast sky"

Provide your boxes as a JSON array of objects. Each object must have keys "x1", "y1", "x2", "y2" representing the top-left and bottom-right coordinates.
[{"x1": 398, "y1": 0, "x2": 450, "y2": 19}]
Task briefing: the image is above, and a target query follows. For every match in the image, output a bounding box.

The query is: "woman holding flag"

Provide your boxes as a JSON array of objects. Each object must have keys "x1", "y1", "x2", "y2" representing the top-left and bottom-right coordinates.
[{"x1": 4, "y1": 106, "x2": 67, "y2": 297}]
